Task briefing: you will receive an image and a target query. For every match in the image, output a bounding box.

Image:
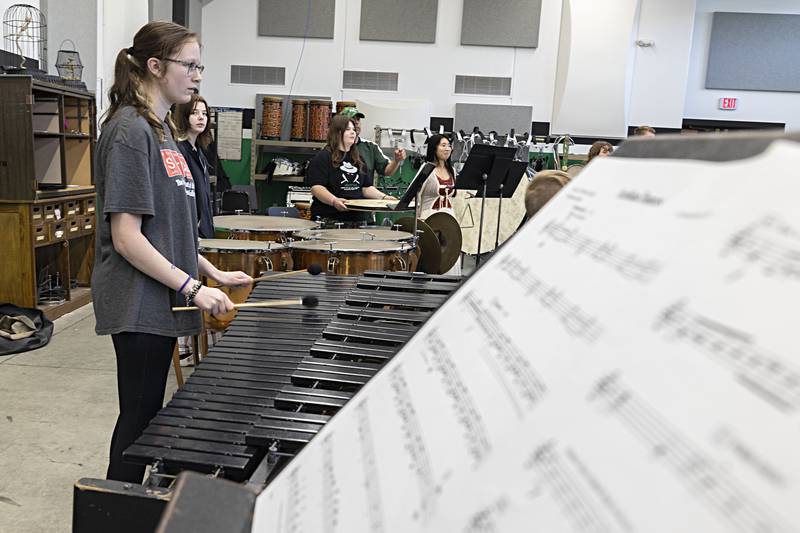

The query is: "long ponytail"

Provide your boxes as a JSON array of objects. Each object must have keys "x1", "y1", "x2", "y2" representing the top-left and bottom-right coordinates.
[{"x1": 103, "y1": 21, "x2": 198, "y2": 142}]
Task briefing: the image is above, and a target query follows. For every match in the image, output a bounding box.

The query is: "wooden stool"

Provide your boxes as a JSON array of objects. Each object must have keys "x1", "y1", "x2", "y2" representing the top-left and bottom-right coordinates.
[{"x1": 171, "y1": 343, "x2": 184, "y2": 386}]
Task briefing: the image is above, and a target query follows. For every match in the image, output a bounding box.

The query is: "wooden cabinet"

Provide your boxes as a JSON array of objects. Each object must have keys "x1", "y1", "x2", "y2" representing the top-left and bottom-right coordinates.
[{"x1": 0, "y1": 76, "x2": 97, "y2": 320}]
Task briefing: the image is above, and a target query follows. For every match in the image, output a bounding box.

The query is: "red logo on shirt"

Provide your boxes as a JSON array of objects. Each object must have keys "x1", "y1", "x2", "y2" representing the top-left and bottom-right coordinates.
[{"x1": 161, "y1": 149, "x2": 193, "y2": 179}]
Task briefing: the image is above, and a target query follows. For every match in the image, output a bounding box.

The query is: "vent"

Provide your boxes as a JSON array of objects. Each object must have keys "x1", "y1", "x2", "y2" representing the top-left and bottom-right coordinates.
[
  {"x1": 454, "y1": 75, "x2": 512, "y2": 96},
  {"x1": 342, "y1": 70, "x2": 398, "y2": 91},
  {"x1": 230, "y1": 65, "x2": 286, "y2": 86}
]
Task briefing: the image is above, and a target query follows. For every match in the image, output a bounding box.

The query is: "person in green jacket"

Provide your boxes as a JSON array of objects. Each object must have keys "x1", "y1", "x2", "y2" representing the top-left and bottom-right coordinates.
[{"x1": 339, "y1": 106, "x2": 406, "y2": 186}]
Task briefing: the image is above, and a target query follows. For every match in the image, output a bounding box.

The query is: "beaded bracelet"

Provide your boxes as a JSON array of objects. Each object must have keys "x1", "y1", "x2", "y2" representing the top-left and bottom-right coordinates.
[{"x1": 186, "y1": 280, "x2": 203, "y2": 304}]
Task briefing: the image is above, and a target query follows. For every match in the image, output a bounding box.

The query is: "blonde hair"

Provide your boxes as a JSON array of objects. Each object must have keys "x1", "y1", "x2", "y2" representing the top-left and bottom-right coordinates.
[{"x1": 103, "y1": 21, "x2": 199, "y2": 142}]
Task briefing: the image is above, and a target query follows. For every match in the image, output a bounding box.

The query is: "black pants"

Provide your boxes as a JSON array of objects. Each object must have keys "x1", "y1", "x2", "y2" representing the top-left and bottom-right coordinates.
[{"x1": 107, "y1": 332, "x2": 175, "y2": 483}]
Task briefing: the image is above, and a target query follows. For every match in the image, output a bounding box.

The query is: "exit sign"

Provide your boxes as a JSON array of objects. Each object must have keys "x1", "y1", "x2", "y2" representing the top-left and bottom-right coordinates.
[{"x1": 719, "y1": 97, "x2": 738, "y2": 110}]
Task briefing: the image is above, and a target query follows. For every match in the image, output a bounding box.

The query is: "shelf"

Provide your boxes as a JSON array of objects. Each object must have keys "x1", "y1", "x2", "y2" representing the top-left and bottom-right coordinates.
[
  {"x1": 65, "y1": 133, "x2": 91, "y2": 139},
  {"x1": 254, "y1": 174, "x2": 305, "y2": 183},
  {"x1": 253, "y1": 139, "x2": 325, "y2": 148},
  {"x1": 35, "y1": 185, "x2": 95, "y2": 201},
  {"x1": 39, "y1": 286, "x2": 92, "y2": 321}
]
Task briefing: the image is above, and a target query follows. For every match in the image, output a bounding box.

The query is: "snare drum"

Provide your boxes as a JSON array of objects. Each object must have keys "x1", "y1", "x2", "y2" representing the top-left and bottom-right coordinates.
[
  {"x1": 198, "y1": 239, "x2": 293, "y2": 330},
  {"x1": 213, "y1": 215, "x2": 317, "y2": 242},
  {"x1": 293, "y1": 228, "x2": 413, "y2": 242},
  {"x1": 290, "y1": 240, "x2": 417, "y2": 276}
]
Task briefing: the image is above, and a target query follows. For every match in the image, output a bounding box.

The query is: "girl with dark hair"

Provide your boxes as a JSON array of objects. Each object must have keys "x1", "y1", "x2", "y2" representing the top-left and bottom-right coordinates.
[
  {"x1": 420, "y1": 134, "x2": 461, "y2": 275},
  {"x1": 419, "y1": 134, "x2": 457, "y2": 218},
  {"x1": 306, "y1": 114, "x2": 395, "y2": 225},
  {"x1": 92, "y1": 21, "x2": 251, "y2": 483},
  {"x1": 175, "y1": 92, "x2": 214, "y2": 239}
]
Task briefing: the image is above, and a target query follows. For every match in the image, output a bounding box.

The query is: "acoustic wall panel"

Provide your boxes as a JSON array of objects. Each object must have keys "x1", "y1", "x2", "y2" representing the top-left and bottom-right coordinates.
[
  {"x1": 230, "y1": 65, "x2": 286, "y2": 86},
  {"x1": 342, "y1": 71, "x2": 399, "y2": 91},
  {"x1": 359, "y1": 0, "x2": 438, "y2": 44},
  {"x1": 461, "y1": 0, "x2": 542, "y2": 48},
  {"x1": 454, "y1": 103, "x2": 533, "y2": 136},
  {"x1": 455, "y1": 75, "x2": 512, "y2": 96},
  {"x1": 706, "y1": 12, "x2": 800, "y2": 93},
  {"x1": 257, "y1": 0, "x2": 335, "y2": 39}
]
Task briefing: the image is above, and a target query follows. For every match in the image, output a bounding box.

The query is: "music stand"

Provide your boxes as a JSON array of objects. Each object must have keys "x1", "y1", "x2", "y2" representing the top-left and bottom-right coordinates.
[
  {"x1": 395, "y1": 162, "x2": 436, "y2": 250},
  {"x1": 456, "y1": 145, "x2": 517, "y2": 267}
]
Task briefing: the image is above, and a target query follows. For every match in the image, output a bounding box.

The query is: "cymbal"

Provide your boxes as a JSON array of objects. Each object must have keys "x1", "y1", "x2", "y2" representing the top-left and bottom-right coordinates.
[
  {"x1": 425, "y1": 212, "x2": 462, "y2": 274},
  {"x1": 395, "y1": 217, "x2": 441, "y2": 274}
]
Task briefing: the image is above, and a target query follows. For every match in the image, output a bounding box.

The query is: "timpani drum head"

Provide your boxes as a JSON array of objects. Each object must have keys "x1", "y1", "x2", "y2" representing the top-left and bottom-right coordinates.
[
  {"x1": 289, "y1": 240, "x2": 412, "y2": 253},
  {"x1": 213, "y1": 215, "x2": 317, "y2": 233},
  {"x1": 294, "y1": 228, "x2": 413, "y2": 241},
  {"x1": 199, "y1": 239, "x2": 289, "y2": 252}
]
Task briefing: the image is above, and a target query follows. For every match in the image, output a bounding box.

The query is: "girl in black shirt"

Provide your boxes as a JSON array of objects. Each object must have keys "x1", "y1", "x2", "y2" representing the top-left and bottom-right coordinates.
[
  {"x1": 307, "y1": 114, "x2": 394, "y2": 224},
  {"x1": 175, "y1": 92, "x2": 214, "y2": 238}
]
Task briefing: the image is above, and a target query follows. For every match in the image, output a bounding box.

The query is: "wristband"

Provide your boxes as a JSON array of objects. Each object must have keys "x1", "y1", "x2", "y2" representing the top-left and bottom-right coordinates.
[
  {"x1": 186, "y1": 281, "x2": 203, "y2": 304},
  {"x1": 178, "y1": 275, "x2": 192, "y2": 294}
]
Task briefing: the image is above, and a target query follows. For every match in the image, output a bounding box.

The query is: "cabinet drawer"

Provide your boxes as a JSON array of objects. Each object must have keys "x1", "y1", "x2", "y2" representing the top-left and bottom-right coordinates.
[
  {"x1": 32, "y1": 205, "x2": 44, "y2": 223},
  {"x1": 32, "y1": 223, "x2": 49, "y2": 245},
  {"x1": 65, "y1": 200, "x2": 80, "y2": 217},
  {"x1": 67, "y1": 218, "x2": 80, "y2": 236},
  {"x1": 49, "y1": 220, "x2": 67, "y2": 241},
  {"x1": 83, "y1": 197, "x2": 96, "y2": 215},
  {"x1": 82, "y1": 215, "x2": 94, "y2": 233}
]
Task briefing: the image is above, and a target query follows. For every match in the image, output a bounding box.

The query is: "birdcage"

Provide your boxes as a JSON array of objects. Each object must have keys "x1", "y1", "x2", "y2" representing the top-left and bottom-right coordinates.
[
  {"x1": 2, "y1": 4, "x2": 47, "y2": 71},
  {"x1": 56, "y1": 39, "x2": 83, "y2": 81}
]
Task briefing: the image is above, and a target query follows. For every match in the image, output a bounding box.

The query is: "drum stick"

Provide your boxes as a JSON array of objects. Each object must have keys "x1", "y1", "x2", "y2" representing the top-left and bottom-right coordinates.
[
  {"x1": 172, "y1": 296, "x2": 319, "y2": 312},
  {"x1": 252, "y1": 264, "x2": 322, "y2": 283}
]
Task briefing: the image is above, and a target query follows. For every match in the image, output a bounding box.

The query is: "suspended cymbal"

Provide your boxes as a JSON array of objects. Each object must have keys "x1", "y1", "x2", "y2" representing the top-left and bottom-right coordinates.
[
  {"x1": 425, "y1": 212, "x2": 462, "y2": 274},
  {"x1": 395, "y1": 217, "x2": 441, "y2": 274}
]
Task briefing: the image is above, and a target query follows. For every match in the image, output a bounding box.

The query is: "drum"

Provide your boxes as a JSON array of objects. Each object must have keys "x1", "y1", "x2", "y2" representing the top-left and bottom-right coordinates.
[
  {"x1": 308, "y1": 100, "x2": 332, "y2": 142},
  {"x1": 260, "y1": 96, "x2": 283, "y2": 139},
  {"x1": 294, "y1": 228, "x2": 413, "y2": 242},
  {"x1": 290, "y1": 99, "x2": 309, "y2": 141},
  {"x1": 336, "y1": 100, "x2": 357, "y2": 115},
  {"x1": 213, "y1": 215, "x2": 317, "y2": 242},
  {"x1": 198, "y1": 239, "x2": 293, "y2": 330},
  {"x1": 290, "y1": 240, "x2": 417, "y2": 276},
  {"x1": 293, "y1": 201, "x2": 312, "y2": 220}
]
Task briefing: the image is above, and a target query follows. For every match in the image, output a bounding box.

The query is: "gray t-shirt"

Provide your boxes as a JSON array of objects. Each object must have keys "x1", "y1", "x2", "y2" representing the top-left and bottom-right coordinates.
[{"x1": 92, "y1": 106, "x2": 201, "y2": 337}]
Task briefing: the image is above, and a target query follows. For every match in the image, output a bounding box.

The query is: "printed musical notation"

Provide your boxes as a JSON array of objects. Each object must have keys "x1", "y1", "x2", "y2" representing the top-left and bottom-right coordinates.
[
  {"x1": 321, "y1": 436, "x2": 340, "y2": 533},
  {"x1": 422, "y1": 328, "x2": 492, "y2": 466},
  {"x1": 539, "y1": 221, "x2": 663, "y2": 284},
  {"x1": 589, "y1": 373, "x2": 789, "y2": 533},
  {"x1": 721, "y1": 215, "x2": 800, "y2": 282},
  {"x1": 654, "y1": 300, "x2": 800, "y2": 412},
  {"x1": 462, "y1": 496, "x2": 510, "y2": 533},
  {"x1": 527, "y1": 441, "x2": 617, "y2": 533},
  {"x1": 389, "y1": 366, "x2": 440, "y2": 523},
  {"x1": 355, "y1": 401, "x2": 385, "y2": 533},
  {"x1": 461, "y1": 292, "x2": 547, "y2": 416},
  {"x1": 498, "y1": 255, "x2": 604, "y2": 343}
]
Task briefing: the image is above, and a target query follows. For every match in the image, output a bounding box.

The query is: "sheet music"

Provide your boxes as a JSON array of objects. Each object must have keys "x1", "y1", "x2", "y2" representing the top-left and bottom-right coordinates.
[
  {"x1": 217, "y1": 110, "x2": 243, "y2": 160},
  {"x1": 252, "y1": 141, "x2": 800, "y2": 532}
]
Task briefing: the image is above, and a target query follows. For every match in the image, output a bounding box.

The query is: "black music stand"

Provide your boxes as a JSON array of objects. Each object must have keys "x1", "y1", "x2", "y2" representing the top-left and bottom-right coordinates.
[{"x1": 456, "y1": 145, "x2": 517, "y2": 267}]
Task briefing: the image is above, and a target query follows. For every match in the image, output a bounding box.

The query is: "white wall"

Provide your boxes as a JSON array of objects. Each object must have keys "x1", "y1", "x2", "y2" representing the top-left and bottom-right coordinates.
[
  {"x1": 199, "y1": 0, "x2": 562, "y2": 128},
  {"x1": 628, "y1": 0, "x2": 696, "y2": 129},
  {"x1": 96, "y1": 0, "x2": 149, "y2": 117},
  {"x1": 550, "y1": 0, "x2": 640, "y2": 138},
  {"x1": 41, "y1": 0, "x2": 98, "y2": 91},
  {"x1": 685, "y1": 0, "x2": 800, "y2": 130},
  {"x1": 0, "y1": 0, "x2": 42, "y2": 63}
]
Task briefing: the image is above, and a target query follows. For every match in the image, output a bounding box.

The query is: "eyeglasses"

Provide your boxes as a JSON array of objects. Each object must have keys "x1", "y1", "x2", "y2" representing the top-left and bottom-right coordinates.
[{"x1": 162, "y1": 57, "x2": 205, "y2": 76}]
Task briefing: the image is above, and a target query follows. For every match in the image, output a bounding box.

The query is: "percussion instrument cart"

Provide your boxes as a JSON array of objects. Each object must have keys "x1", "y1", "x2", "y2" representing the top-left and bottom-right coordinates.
[{"x1": 0, "y1": 75, "x2": 97, "y2": 320}]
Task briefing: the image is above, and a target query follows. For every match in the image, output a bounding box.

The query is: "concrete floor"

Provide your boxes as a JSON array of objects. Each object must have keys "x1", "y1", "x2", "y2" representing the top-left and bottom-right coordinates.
[{"x1": 0, "y1": 304, "x2": 190, "y2": 533}]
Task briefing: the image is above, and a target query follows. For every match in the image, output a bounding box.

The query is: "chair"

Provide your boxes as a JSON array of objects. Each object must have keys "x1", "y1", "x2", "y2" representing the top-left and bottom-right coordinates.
[
  {"x1": 231, "y1": 185, "x2": 259, "y2": 212},
  {"x1": 220, "y1": 190, "x2": 250, "y2": 214},
  {"x1": 267, "y1": 206, "x2": 300, "y2": 218}
]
